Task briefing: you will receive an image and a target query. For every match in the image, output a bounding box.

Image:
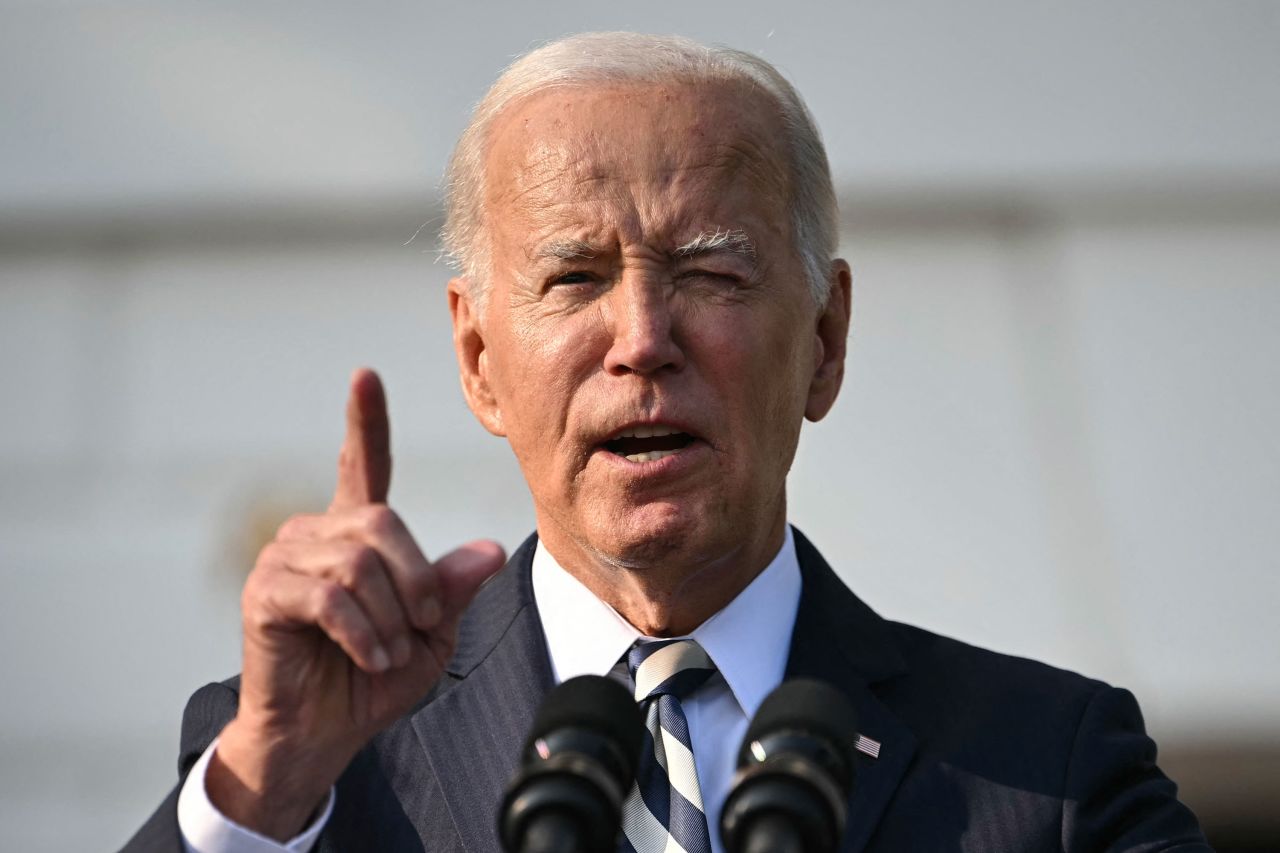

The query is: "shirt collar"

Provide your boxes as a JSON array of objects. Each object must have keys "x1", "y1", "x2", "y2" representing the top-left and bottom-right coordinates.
[
  {"x1": 531, "y1": 526, "x2": 802, "y2": 720},
  {"x1": 531, "y1": 541, "x2": 641, "y2": 683}
]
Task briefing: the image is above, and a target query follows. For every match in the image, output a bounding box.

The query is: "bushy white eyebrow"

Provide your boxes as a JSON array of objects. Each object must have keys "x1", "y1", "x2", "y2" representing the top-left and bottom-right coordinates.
[
  {"x1": 673, "y1": 229, "x2": 757, "y2": 260},
  {"x1": 533, "y1": 239, "x2": 600, "y2": 261},
  {"x1": 532, "y1": 230, "x2": 757, "y2": 263}
]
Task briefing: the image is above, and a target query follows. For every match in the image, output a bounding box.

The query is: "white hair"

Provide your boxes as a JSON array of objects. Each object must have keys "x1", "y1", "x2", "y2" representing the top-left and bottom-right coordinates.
[{"x1": 440, "y1": 32, "x2": 839, "y2": 307}]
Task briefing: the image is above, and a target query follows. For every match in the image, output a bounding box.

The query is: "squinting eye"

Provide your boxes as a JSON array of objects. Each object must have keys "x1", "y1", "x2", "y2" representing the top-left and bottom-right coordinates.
[
  {"x1": 552, "y1": 272, "x2": 593, "y2": 285},
  {"x1": 681, "y1": 269, "x2": 739, "y2": 283}
]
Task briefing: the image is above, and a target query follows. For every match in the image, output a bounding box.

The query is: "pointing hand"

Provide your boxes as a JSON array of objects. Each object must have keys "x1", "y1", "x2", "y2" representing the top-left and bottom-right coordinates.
[{"x1": 208, "y1": 369, "x2": 506, "y2": 840}]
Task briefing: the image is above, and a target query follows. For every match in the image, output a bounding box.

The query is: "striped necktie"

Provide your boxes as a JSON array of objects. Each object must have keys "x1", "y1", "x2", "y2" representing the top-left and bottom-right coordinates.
[{"x1": 620, "y1": 638, "x2": 716, "y2": 853}]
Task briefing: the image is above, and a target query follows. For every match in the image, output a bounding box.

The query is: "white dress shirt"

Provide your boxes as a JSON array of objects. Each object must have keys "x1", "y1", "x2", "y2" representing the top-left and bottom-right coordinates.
[{"x1": 178, "y1": 527, "x2": 803, "y2": 853}]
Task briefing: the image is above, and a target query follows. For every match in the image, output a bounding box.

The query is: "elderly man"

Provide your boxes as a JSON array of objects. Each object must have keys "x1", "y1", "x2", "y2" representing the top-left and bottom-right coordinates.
[{"x1": 124, "y1": 32, "x2": 1208, "y2": 853}]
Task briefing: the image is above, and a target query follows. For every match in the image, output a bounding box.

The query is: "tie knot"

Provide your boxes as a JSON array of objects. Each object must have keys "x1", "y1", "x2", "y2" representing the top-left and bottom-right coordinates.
[{"x1": 627, "y1": 638, "x2": 715, "y2": 702}]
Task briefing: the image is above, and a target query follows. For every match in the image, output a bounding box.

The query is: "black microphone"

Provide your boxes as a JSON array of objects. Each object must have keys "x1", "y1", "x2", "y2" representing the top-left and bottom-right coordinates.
[
  {"x1": 499, "y1": 675, "x2": 645, "y2": 853},
  {"x1": 720, "y1": 679, "x2": 860, "y2": 853}
]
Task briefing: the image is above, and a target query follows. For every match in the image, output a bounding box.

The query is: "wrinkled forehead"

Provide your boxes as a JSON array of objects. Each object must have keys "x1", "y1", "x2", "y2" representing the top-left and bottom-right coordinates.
[{"x1": 480, "y1": 79, "x2": 792, "y2": 242}]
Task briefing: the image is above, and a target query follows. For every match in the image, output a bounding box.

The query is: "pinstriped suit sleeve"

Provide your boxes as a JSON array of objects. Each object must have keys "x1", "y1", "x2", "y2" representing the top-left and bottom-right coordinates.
[
  {"x1": 119, "y1": 681, "x2": 241, "y2": 853},
  {"x1": 1061, "y1": 686, "x2": 1212, "y2": 852}
]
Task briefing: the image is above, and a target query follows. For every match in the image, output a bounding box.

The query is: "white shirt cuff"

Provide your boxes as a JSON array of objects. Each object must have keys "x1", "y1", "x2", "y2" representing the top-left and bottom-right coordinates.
[{"x1": 177, "y1": 737, "x2": 335, "y2": 853}]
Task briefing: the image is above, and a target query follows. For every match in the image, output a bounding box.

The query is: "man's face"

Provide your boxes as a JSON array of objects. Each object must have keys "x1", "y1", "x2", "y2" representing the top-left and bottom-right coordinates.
[{"x1": 451, "y1": 80, "x2": 848, "y2": 575}]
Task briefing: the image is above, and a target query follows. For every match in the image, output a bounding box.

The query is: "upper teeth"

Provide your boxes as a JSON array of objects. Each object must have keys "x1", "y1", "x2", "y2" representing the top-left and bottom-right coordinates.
[{"x1": 615, "y1": 425, "x2": 681, "y2": 439}]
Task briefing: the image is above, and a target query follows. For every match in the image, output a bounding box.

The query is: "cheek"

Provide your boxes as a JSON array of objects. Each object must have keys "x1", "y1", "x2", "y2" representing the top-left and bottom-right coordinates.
[
  {"x1": 490, "y1": 315, "x2": 602, "y2": 448},
  {"x1": 713, "y1": 318, "x2": 814, "y2": 436}
]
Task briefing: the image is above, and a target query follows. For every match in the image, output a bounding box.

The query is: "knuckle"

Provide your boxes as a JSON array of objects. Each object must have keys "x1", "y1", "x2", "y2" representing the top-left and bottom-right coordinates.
[
  {"x1": 314, "y1": 581, "x2": 349, "y2": 623},
  {"x1": 242, "y1": 599, "x2": 272, "y2": 634},
  {"x1": 240, "y1": 579, "x2": 276, "y2": 631},
  {"x1": 254, "y1": 540, "x2": 283, "y2": 569},
  {"x1": 239, "y1": 581, "x2": 259, "y2": 617},
  {"x1": 242, "y1": 561, "x2": 275, "y2": 603},
  {"x1": 343, "y1": 545, "x2": 381, "y2": 586},
  {"x1": 275, "y1": 514, "x2": 308, "y2": 540},
  {"x1": 360, "y1": 504, "x2": 402, "y2": 538},
  {"x1": 242, "y1": 567, "x2": 262, "y2": 596}
]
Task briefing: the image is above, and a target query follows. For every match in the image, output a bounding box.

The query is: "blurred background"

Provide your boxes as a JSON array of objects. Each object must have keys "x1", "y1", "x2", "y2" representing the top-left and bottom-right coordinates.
[{"x1": 1, "y1": 2, "x2": 1277, "y2": 850}]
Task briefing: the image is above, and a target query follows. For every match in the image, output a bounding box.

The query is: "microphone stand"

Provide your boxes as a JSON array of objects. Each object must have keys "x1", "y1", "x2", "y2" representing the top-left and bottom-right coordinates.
[
  {"x1": 739, "y1": 813, "x2": 805, "y2": 853},
  {"x1": 518, "y1": 811, "x2": 586, "y2": 853}
]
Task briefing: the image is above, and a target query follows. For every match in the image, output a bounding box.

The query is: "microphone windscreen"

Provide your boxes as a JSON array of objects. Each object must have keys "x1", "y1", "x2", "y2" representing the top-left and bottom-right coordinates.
[
  {"x1": 525, "y1": 675, "x2": 645, "y2": 778},
  {"x1": 742, "y1": 679, "x2": 859, "y2": 771}
]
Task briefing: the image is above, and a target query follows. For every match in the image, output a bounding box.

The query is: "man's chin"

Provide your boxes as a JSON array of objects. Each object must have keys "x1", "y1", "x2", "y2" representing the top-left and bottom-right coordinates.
[{"x1": 581, "y1": 503, "x2": 727, "y2": 571}]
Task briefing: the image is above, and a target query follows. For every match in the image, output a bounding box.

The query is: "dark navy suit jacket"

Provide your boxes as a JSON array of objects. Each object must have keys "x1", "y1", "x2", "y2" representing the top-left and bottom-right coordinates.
[{"x1": 123, "y1": 530, "x2": 1210, "y2": 852}]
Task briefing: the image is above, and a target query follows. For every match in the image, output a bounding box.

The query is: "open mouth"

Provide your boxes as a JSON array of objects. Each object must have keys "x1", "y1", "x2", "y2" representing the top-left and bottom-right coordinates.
[{"x1": 602, "y1": 425, "x2": 697, "y2": 463}]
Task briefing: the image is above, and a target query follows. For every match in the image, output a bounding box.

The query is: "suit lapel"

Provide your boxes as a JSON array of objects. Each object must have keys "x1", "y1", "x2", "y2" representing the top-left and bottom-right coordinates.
[
  {"x1": 409, "y1": 535, "x2": 555, "y2": 852},
  {"x1": 406, "y1": 530, "x2": 915, "y2": 852},
  {"x1": 787, "y1": 529, "x2": 917, "y2": 853}
]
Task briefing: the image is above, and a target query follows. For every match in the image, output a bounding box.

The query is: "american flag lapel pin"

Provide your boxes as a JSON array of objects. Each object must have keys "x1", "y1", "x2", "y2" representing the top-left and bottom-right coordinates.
[{"x1": 855, "y1": 734, "x2": 882, "y2": 759}]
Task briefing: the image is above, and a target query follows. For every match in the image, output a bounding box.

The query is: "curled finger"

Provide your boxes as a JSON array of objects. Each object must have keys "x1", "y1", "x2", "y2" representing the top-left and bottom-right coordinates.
[
  {"x1": 274, "y1": 540, "x2": 414, "y2": 668},
  {"x1": 252, "y1": 566, "x2": 393, "y2": 674}
]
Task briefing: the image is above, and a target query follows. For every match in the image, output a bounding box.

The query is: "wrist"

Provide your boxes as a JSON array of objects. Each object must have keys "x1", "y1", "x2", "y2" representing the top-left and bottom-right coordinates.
[{"x1": 206, "y1": 717, "x2": 351, "y2": 841}]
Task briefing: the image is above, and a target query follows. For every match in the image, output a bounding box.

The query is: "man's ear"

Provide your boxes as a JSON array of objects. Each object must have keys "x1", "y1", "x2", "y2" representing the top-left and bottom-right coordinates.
[
  {"x1": 447, "y1": 277, "x2": 506, "y2": 437},
  {"x1": 805, "y1": 259, "x2": 852, "y2": 422}
]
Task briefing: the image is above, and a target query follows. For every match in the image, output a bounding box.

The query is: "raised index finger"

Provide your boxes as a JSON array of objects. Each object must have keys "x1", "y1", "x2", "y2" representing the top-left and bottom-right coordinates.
[{"x1": 330, "y1": 368, "x2": 392, "y2": 510}]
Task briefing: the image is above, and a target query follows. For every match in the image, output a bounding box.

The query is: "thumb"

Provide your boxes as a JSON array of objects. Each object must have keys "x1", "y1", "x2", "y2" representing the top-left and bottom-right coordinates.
[{"x1": 434, "y1": 540, "x2": 507, "y2": 618}]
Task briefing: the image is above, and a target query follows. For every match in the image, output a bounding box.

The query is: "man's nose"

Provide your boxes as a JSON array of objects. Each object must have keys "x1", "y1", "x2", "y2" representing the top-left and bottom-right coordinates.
[{"x1": 602, "y1": 277, "x2": 685, "y2": 377}]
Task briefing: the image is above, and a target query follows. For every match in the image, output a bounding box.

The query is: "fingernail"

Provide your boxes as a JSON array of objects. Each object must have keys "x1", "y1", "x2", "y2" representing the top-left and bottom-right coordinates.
[
  {"x1": 371, "y1": 646, "x2": 391, "y2": 672},
  {"x1": 418, "y1": 598, "x2": 442, "y2": 630}
]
